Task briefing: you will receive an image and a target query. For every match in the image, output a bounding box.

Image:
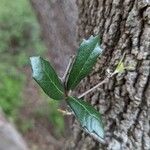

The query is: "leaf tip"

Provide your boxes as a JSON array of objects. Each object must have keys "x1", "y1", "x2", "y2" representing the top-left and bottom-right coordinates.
[
  {"x1": 67, "y1": 96, "x2": 105, "y2": 143},
  {"x1": 95, "y1": 34, "x2": 100, "y2": 39},
  {"x1": 30, "y1": 56, "x2": 41, "y2": 63},
  {"x1": 30, "y1": 56, "x2": 42, "y2": 78},
  {"x1": 90, "y1": 34, "x2": 100, "y2": 40}
]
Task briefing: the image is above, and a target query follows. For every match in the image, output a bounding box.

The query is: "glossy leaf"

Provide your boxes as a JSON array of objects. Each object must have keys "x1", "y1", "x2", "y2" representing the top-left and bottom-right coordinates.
[
  {"x1": 67, "y1": 96, "x2": 104, "y2": 142},
  {"x1": 30, "y1": 56, "x2": 64, "y2": 100},
  {"x1": 66, "y1": 35, "x2": 103, "y2": 90}
]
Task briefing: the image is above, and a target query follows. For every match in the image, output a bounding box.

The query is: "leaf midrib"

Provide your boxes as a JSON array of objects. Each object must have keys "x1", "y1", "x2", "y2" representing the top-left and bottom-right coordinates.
[
  {"x1": 70, "y1": 44, "x2": 98, "y2": 89},
  {"x1": 41, "y1": 60, "x2": 63, "y2": 95},
  {"x1": 71, "y1": 97, "x2": 100, "y2": 121}
]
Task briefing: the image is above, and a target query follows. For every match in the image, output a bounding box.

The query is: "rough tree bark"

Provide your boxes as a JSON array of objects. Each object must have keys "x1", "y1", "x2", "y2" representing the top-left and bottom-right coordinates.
[
  {"x1": 30, "y1": 0, "x2": 77, "y2": 75},
  {"x1": 66, "y1": 0, "x2": 150, "y2": 150}
]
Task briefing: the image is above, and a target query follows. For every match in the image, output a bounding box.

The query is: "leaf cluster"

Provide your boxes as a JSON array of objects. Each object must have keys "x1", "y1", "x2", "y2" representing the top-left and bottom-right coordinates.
[{"x1": 30, "y1": 35, "x2": 105, "y2": 142}]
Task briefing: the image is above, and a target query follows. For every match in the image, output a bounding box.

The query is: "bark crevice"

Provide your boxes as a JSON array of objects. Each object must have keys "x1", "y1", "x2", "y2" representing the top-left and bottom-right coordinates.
[{"x1": 66, "y1": 0, "x2": 150, "y2": 149}]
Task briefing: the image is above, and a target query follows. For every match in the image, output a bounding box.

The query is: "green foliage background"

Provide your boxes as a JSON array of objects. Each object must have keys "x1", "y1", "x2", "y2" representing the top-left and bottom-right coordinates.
[
  {"x1": 0, "y1": 0, "x2": 45, "y2": 118},
  {"x1": 0, "y1": 0, "x2": 45, "y2": 55},
  {"x1": 0, "y1": 64, "x2": 25, "y2": 118},
  {"x1": 0, "y1": 0, "x2": 64, "y2": 134}
]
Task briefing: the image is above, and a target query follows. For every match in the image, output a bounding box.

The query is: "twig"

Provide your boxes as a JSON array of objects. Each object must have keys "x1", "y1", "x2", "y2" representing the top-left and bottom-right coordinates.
[
  {"x1": 62, "y1": 55, "x2": 75, "y2": 83},
  {"x1": 78, "y1": 53, "x2": 126, "y2": 99},
  {"x1": 57, "y1": 109, "x2": 73, "y2": 115},
  {"x1": 78, "y1": 72, "x2": 117, "y2": 99},
  {"x1": 119, "y1": 52, "x2": 126, "y2": 65}
]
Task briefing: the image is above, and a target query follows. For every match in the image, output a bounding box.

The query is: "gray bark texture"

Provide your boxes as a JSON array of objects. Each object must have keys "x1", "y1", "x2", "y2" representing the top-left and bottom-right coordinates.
[
  {"x1": 30, "y1": 0, "x2": 78, "y2": 75},
  {"x1": 65, "y1": 0, "x2": 150, "y2": 150}
]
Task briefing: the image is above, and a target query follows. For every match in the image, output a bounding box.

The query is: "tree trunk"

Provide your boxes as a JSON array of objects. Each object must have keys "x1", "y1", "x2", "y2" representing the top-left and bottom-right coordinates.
[
  {"x1": 30, "y1": 0, "x2": 77, "y2": 75},
  {"x1": 0, "y1": 111, "x2": 28, "y2": 150},
  {"x1": 66, "y1": 0, "x2": 150, "y2": 150}
]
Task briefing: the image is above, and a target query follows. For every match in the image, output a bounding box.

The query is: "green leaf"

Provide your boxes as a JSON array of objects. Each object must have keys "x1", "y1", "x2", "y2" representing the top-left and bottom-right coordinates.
[
  {"x1": 67, "y1": 96, "x2": 104, "y2": 142},
  {"x1": 66, "y1": 35, "x2": 103, "y2": 90},
  {"x1": 30, "y1": 56, "x2": 64, "y2": 100},
  {"x1": 115, "y1": 62, "x2": 125, "y2": 73},
  {"x1": 114, "y1": 53, "x2": 126, "y2": 74}
]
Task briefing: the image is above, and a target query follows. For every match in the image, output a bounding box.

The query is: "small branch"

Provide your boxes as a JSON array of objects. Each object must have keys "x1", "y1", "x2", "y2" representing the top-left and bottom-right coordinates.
[
  {"x1": 119, "y1": 52, "x2": 126, "y2": 65},
  {"x1": 62, "y1": 55, "x2": 75, "y2": 83},
  {"x1": 78, "y1": 72, "x2": 117, "y2": 99},
  {"x1": 67, "y1": 90, "x2": 72, "y2": 96},
  {"x1": 57, "y1": 109, "x2": 73, "y2": 115},
  {"x1": 78, "y1": 53, "x2": 126, "y2": 99}
]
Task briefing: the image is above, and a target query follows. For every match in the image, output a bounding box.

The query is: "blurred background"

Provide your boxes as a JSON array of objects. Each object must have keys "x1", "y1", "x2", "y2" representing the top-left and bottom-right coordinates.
[{"x1": 0, "y1": 0, "x2": 77, "y2": 149}]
